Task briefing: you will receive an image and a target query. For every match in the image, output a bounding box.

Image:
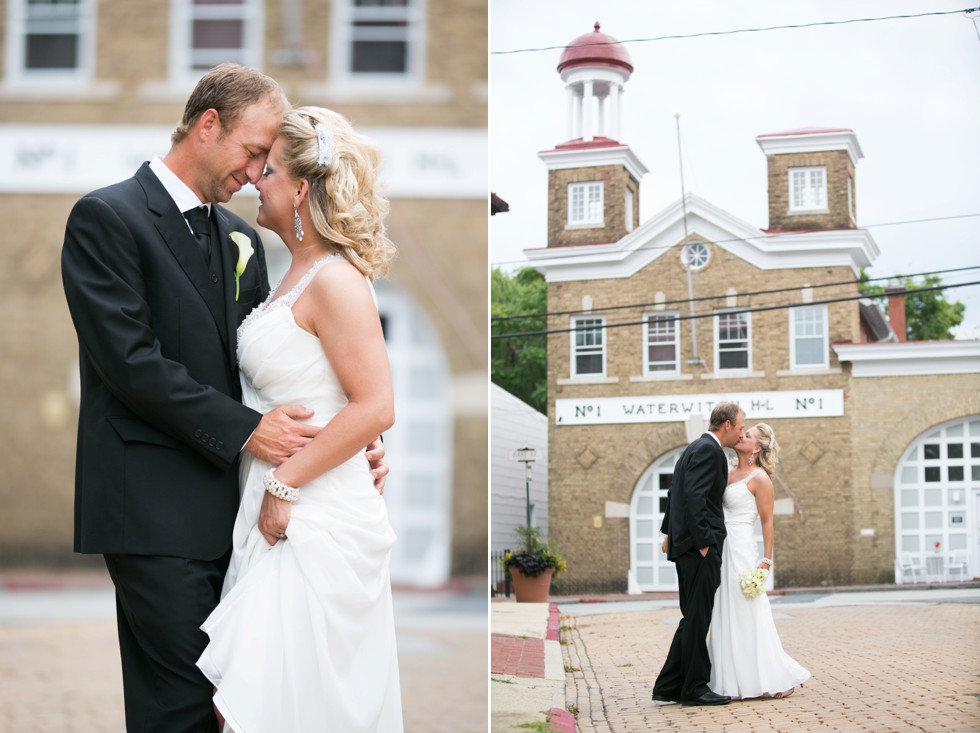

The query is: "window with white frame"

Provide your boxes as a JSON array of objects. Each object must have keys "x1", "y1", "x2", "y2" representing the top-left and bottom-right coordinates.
[
  {"x1": 625, "y1": 187, "x2": 634, "y2": 232},
  {"x1": 568, "y1": 182, "x2": 603, "y2": 226},
  {"x1": 789, "y1": 166, "x2": 827, "y2": 212},
  {"x1": 331, "y1": 0, "x2": 425, "y2": 86},
  {"x1": 172, "y1": 0, "x2": 261, "y2": 81},
  {"x1": 715, "y1": 311, "x2": 751, "y2": 371},
  {"x1": 5, "y1": 0, "x2": 94, "y2": 83},
  {"x1": 571, "y1": 316, "x2": 605, "y2": 377},
  {"x1": 643, "y1": 313, "x2": 679, "y2": 374},
  {"x1": 790, "y1": 304, "x2": 828, "y2": 369}
]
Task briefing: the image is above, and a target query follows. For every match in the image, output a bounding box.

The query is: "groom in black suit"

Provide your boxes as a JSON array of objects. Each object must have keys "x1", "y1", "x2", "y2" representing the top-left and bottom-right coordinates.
[
  {"x1": 62, "y1": 65, "x2": 385, "y2": 732},
  {"x1": 652, "y1": 402, "x2": 745, "y2": 706}
]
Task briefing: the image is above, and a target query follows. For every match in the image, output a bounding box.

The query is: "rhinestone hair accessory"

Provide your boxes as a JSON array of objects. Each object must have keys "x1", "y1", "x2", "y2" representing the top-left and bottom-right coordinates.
[
  {"x1": 768, "y1": 434, "x2": 776, "y2": 450},
  {"x1": 315, "y1": 123, "x2": 334, "y2": 168}
]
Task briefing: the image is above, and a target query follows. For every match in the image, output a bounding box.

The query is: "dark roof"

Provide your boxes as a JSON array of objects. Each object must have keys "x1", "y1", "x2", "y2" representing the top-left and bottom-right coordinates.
[{"x1": 491, "y1": 192, "x2": 510, "y2": 215}]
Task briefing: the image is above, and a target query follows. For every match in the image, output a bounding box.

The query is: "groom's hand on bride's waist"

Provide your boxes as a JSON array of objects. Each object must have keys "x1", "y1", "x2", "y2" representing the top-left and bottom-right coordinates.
[
  {"x1": 245, "y1": 405, "x2": 320, "y2": 464},
  {"x1": 365, "y1": 437, "x2": 388, "y2": 495}
]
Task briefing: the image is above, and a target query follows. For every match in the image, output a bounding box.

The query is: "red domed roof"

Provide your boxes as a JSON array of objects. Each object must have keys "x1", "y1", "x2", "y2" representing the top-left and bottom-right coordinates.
[{"x1": 558, "y1": 22, "x2": 633, "y2": 74}]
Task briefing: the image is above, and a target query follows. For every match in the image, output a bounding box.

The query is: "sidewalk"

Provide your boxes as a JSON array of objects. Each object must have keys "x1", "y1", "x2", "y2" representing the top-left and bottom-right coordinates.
[
  {"x1": 490, "y1": 600, "x2": 572, "y2": 733},
  {"x1": 492, "y1": 584, "x2": 980, "y2": 733},
  {"x1": 0, "y1": 569, "x2": 487, "y2": 733}
]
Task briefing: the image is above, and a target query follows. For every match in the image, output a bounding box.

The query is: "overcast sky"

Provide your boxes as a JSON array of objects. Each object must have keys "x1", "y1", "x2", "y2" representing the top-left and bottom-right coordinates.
[{"x1": 490, "y1": 0, "x2": 980, "y2": 339}]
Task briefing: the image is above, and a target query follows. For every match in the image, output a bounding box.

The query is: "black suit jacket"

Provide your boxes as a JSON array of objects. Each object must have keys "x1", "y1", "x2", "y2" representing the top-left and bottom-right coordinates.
[
  {"x1": 62, "y1": 162, "x2": 270, "y2": 560},
  {"x1": 660, "y1": 433, "x2": 729, "y2": 560}
]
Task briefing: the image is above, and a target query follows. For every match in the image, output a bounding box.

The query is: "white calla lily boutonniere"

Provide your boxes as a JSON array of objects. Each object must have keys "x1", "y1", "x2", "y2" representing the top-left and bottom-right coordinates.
[{"x1": 229, "y1": 232, "x2": 254, "y2": 301}]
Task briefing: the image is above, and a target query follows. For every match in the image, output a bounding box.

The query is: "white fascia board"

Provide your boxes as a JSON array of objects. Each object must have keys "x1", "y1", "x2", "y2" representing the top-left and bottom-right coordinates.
[
  {"x1": 525, "y1": 191, "x2": 879, "y2": 282},
  {"x1": 751, "y1": 229, "x2": 880, "y2": 274},
  {"x1": 561, "y1": 66, "x2": 630, "y2": 86},
  {"x1": 538, "y1": 144, "x2": 649, "y2": 182},
  {"x1": 756, "y1": 130, "x2": 864, "y2": 167},
  {"x1": 833, "y1": 340, "x2": 980, "y2": 377}
]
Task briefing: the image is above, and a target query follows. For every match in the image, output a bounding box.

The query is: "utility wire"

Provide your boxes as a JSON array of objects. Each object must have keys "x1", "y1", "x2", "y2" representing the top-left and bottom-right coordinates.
[
  {"x1": 491, "y1": 279, "x2": 980, "y2": 341},
  {"x1": 490, "y1": 212, "x2": 980, "y2": 271},
  {"x1": 491, "y1": 264, "x2": 980, "y2": 324},
  {"x1": 491, "y1": 7, "x2": 979, "y2": 56}
]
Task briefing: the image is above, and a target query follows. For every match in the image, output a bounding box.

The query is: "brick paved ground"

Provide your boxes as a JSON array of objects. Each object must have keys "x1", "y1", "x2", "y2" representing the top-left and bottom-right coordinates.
[
  {"x1": 562, "y1": 601, "x2": 980, "y2": 733},
  {"x1": 492, "y1": 634, "x2": 546, "y2": 679},
  {"x1": 0, "y1": 574, "x2": 487, "y2": 733}
]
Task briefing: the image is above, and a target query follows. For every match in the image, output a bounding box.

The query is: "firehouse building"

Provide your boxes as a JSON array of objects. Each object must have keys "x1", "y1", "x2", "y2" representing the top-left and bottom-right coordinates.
[{"x1": 526, "y1": 25, "x2": 980, "y2": 594}]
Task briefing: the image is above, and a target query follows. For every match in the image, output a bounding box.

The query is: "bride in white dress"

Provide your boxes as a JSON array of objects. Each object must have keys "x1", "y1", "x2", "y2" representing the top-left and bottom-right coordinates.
[
  {"x1": 197, "y1": 106, "x2": 403, "y2": 732},
  {"x1": 708, "y1": 423, "x2": 810, "y2": 700}
]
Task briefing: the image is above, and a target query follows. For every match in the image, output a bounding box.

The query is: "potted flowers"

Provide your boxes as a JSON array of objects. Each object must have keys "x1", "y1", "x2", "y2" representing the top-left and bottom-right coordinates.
[{"x1": 501, "y1": 525, "x2": 566, "y2": 602}]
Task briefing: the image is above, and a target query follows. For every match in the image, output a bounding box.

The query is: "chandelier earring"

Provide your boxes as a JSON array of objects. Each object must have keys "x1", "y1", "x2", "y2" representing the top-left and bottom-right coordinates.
[
  {"x1": 293, "y1": 202, "x2": 304, "y2": 241},
  {"x1": 749, "y1": 452, "x2": 756, "y2": 466}
]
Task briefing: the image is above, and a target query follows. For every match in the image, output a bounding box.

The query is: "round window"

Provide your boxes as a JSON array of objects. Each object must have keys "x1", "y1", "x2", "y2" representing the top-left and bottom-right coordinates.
[{"x1": 680, "y1": 241, "x2": 710, "y2": 270}]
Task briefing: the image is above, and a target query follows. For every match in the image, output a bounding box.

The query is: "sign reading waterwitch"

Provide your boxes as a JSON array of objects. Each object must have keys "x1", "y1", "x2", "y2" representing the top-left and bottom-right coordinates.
[{"x1": 555, "y1": 390, "x2": 844, "y2": 425}]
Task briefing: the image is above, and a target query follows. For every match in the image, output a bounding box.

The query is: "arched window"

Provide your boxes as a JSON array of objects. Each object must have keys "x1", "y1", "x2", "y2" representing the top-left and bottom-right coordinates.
[
  {"x1": 375, "y1": 282, "x2": 453, "y2": 587},
  {"x1": 629, "y1": 448, "x2": 683, "y2": 592},
  {"x1": 894, "y1": 417, "x2": 979, "y2": 583},
  {"x1": 630, "y1": 446, "x2": 769, "y2": 592}
]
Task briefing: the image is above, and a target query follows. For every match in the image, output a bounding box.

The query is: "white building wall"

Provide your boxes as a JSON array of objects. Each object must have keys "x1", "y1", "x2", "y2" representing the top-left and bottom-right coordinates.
[{"x1": 490, "y1": 384, "x2": 548, "y2": 552}]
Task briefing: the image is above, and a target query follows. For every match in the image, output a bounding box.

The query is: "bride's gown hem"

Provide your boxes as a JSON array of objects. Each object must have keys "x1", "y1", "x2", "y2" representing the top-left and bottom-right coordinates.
[
  {"x1": 196, "y1": 254, "x2": 403, "y2": 733},
  {"x1": 707, "y1": 468, "x2": 810, "y2": 700}
]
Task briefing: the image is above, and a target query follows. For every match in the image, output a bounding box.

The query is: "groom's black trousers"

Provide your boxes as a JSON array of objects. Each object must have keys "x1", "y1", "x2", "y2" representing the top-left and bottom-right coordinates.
[
  {"x1": 653, "y1": 545, "x2": 722, "y2": 700},
  {"x1": 104, "y1": 552, "x2": 230, "y2": 733}
]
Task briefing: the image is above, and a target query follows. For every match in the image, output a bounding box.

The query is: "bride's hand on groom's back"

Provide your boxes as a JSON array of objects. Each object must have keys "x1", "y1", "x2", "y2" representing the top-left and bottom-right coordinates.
[{"x1": 246, "y1": 405, "x2": 320, "y2": 464}]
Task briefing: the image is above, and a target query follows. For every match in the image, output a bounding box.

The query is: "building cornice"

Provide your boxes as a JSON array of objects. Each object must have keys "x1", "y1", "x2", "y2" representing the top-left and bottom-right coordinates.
[
  {"x1": 832, "y1": 340, "x2": 980, "y2": 377},
  {"x1": 538, "y1": 143, "x2": 648, "y2": 182},
  {"x1": 756, "y1": 128, "x2": 864, "y2": 167},
  {"x1": 525, "y1": 192, "x2": 879, "y2": 281}
]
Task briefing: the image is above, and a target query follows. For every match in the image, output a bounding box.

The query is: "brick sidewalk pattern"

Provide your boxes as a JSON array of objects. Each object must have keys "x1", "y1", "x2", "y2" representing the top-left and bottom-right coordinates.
[
  {"x1": 561, "y1": 602, "x2": 980, "y2": 732},
  {"x1": 491, "y1": 634, "x2": 545, "y2": 678}
]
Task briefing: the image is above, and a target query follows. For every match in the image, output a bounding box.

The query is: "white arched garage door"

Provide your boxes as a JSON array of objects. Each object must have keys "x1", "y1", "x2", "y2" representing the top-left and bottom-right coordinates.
[
  {"x1": 630, "y1": 447, "x2": 770, "y2": 593},
  {"x1": 894, "y1": 416, "x2": 980, "y2": 583}
]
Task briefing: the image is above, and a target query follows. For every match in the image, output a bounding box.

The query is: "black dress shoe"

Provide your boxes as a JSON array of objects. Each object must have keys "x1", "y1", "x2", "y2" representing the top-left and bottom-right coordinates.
[
  {"x1": 681, "y1": 691, "x2": 731, "y2": 706},
  {"x1": 651, "y1": 692, "x2": 681, "y2": 704}
]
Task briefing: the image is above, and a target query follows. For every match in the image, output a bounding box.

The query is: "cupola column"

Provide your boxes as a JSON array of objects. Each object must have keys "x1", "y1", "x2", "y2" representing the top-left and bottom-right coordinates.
[
  {"x1": 609, "y1": 83, "x2": 621, "y2": 141},
  {"x1": 566, "y1": 85, "x2": 576, "y2": 140},
  {"x1": 582, "y1": 80, "x2": 594, "y2": 142}
]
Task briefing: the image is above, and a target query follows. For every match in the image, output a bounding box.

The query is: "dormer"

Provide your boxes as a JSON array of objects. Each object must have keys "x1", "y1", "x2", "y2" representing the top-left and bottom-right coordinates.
[{"x1": 757, "y1": 127, "x2": 863, "y2": 232}]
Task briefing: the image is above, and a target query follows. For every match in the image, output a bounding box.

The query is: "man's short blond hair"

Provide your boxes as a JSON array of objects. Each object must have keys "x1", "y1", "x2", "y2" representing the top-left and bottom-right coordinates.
[
  {"x1": 709, "y1": 402, "x2": 743, "y2": 431},
  {"x1": 171, "y1": 63, "x2": 287, "y2": 145}
]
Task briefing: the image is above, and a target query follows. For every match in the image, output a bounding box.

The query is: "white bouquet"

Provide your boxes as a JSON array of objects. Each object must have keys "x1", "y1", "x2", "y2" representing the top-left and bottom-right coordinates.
[{"x1": 739, "y1": 568, "x2": 769, "y2": 599}]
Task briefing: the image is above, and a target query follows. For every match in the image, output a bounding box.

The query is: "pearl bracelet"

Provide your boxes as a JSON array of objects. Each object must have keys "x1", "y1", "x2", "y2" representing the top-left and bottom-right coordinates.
[
  {"x1": 761, "y1": 557, "x2": 774, "y2": 567},
  {"x1": 264, "y1": 469, "x2": 300, "y2": 502}
]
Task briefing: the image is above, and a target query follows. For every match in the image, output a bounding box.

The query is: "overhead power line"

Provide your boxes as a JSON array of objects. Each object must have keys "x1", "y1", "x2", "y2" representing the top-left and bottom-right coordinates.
[
  {"x1": 490, "y1": 279, "x2": 980, "y2": 341},
  {"x1": 492, "y1": 264, "x2": 980, "y2": 324},
  {"x1": 491, "y1": 7, "x2": 979, "y2": 56}
]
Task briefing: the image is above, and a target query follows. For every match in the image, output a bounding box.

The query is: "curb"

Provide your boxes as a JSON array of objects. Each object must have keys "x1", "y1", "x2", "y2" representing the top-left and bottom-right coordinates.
[{"x1": 547, "y1": 707, "x2": 576, "y2": 732}]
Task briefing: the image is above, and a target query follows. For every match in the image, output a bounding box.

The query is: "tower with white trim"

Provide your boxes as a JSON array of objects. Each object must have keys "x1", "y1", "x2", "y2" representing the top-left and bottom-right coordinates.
[{"x1": 540, "y1": 23, "x2": 648, "y2": 248}]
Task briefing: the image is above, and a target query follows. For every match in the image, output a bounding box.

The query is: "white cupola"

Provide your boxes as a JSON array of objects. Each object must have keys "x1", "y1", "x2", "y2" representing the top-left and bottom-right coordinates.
[
  {"x1": 557, "y1": 21, "x2": 634, "y2": 143},
  {"x1": 540, "y1": 23, "x2": 647, "y2": 248}
]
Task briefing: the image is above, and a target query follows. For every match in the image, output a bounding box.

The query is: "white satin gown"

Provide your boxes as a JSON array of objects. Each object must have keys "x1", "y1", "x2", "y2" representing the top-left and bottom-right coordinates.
[
  {"x1": 197, "y1": 255, "x2": 403, "y2": 732},
  {"x1": 708, "y1": 468, "x2": 810, "y2": 699}
]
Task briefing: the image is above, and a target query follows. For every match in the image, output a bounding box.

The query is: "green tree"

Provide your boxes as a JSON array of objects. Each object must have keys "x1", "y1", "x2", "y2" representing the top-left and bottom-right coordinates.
[
  {"x1": 859, "y1": 271, "x2": 965, "y2": 340},
  {"x1": 491, "y1": 267, "x2": 547, "y2": 413}
]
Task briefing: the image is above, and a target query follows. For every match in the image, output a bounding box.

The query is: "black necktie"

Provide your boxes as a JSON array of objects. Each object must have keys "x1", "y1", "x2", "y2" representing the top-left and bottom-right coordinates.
[{"x1": 184, "y1": 206, "x2": 211, "y2": 262}]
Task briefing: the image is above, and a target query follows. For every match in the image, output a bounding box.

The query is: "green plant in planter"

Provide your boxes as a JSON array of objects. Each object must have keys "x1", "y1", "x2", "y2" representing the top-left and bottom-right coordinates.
[{"x1": 501, "y1": 525, "x2": 566, "y2": 579}]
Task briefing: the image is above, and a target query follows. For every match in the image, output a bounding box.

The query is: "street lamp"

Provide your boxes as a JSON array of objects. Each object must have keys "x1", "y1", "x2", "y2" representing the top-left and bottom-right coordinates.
[{"x1": 512, "y1": 446, "x2": 537, "y2": 527}]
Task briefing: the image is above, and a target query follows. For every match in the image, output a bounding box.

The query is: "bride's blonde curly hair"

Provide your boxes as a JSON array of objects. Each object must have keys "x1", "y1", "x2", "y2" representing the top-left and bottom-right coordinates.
[
  {"x1": 277, "y1": 106, "x2": 395, "y2": 280},
  {"x1": 751, "y1": 422, "x2": 780, "y2": 480}
]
